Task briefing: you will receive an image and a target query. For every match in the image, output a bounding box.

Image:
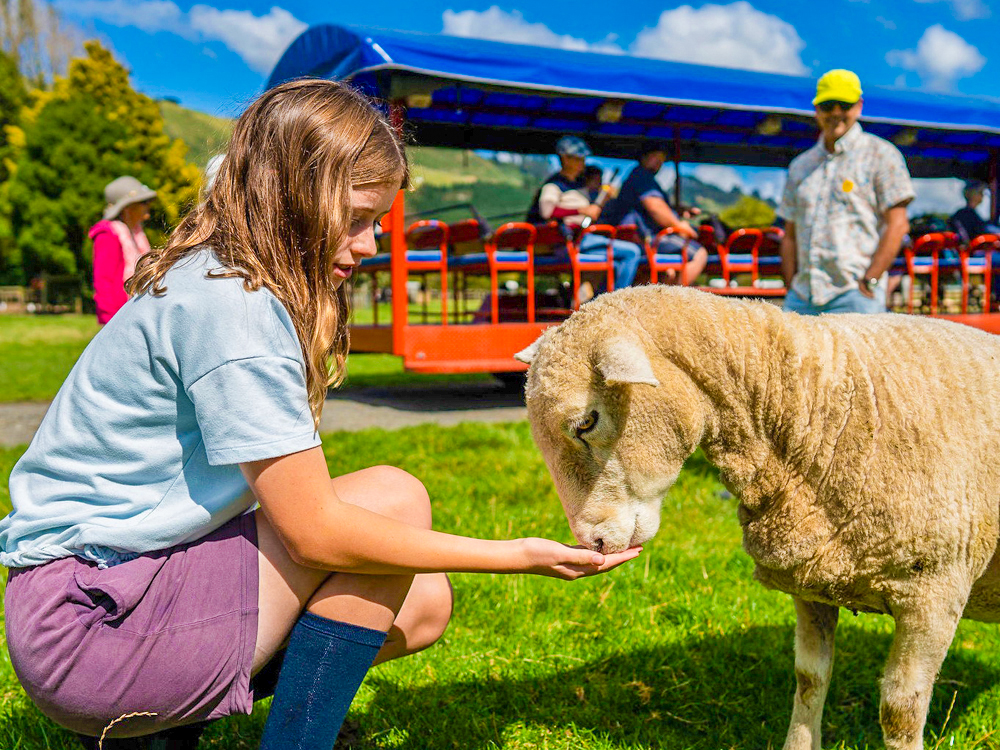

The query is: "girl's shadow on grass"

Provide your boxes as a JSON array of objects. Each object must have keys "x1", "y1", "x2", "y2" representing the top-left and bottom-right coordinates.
[{"x1": 355, "y1": 625, "x2": 1000, "y2": 750}]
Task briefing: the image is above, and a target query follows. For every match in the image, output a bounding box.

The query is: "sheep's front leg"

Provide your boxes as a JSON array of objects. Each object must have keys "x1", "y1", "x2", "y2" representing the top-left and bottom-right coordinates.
[
  {"x1": 782, "y1": 597, "x2": 838, "y2": 750},
  {"x1": 880, "y1": 601, "x2": 963, "y2": 750}
]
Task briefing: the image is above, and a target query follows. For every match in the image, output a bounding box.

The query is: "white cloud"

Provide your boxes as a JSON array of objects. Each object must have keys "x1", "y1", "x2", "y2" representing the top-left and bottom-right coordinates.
[
  {"x1": 909, "y1": 178, "x2": 992, "y2": 218},
  {"x1": 655, "y1": 165, "x2": 677, "y2": 193},
  {"x1": 687, "y1": 165, "x2": 786, "y2": 202},
  {"x1": 909, "y1": 178, "x2": 962, "y2": 216},
  {"x1": 188, "y1": 6, "x2": 305, "y2": 73},
  {"x1": 442, "y1": 6, "x2": 622, "y2": 53},
  {"x1": 56, "y1": 0, "x2": 305, "y2": 72},
  {"x1": 55, "y1": 0, "x2": 184, "y2": 33},
  {"x1": 441, "y1": 3, "x2": 806, "y2": 75},
  {"x1": 631, "y1": 2, "x2": 807, "y2": 75},
  {"x1": 692, "y1": 165, "x2": 743, "y2": 192},
  {"x1": 745, "y1": 169, "x2": 786, "y2": 202},
  {"x1": 887, "y1": 24, "x2": 985, "y2": 90},
  {"x1": 912, "y1": 0, "x2": 990, "y2": 21},
  {"x1": 876, "y1": 15, "x2": 897, "y2": 29}
]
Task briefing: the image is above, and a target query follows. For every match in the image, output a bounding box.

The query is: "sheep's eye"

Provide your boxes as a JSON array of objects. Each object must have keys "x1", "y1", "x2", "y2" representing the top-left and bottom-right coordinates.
[{"x1": 575, "y1": 411, "x2": 599, "y2": 438}]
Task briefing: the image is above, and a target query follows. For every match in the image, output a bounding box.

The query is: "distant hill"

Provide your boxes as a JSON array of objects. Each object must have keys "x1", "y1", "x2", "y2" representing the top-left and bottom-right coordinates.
[
  {"x1": 406, "y1": 147, "x2": 542, "y2": 226},
  {"x1": 156, "y1": 100, "x2": 761, "y2": 223},
  {"x1": 410, "y1": 147, "x2": 528, "y2": 188},
  {"x1": 158, "y1": 100, "x2": 233, "y2": 170},
  {"x1": 678, "y1": 175, "x2": 752, "y2": 214}
]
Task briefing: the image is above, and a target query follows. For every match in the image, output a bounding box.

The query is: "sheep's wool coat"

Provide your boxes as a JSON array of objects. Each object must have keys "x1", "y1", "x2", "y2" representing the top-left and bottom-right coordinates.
[{"x1": 523, "y1": 286, "x2": 1000, "y2": 622}]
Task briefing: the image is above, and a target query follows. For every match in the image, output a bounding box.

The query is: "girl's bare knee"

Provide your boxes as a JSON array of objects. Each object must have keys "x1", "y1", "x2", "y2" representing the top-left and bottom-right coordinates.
[
  {"x1": 389, "y1": 574, "x2": 453, "y2": 660},
  {"x1": 416, "y1": 573, "x2": 453, "y2": 649},
  {"x1": 357, "y1": 465, "x2": 432, "y2": 529}
]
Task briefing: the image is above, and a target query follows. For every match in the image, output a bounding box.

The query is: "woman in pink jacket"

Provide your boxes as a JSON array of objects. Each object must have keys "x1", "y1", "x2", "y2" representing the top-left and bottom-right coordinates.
[{"x1": 89, "y1": 176, "x2": 157, "y2": 324}]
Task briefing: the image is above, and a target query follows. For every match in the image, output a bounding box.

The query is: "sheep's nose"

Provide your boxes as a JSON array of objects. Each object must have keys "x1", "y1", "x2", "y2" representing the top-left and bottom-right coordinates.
[{"x1": 593, "y1": 538, "x2": 604, "y2": 553}]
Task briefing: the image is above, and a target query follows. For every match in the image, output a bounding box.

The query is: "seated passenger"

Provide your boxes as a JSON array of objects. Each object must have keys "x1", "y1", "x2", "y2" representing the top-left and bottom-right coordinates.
[
  {"x1": 601, "y1": 145, "x2": 709, "y2": 285},
  {"x1": 950, "y1": 180, "x2": 1000, "y2": 243},
  {"x1": 526, "y1": 136, "x2": 641, "y2": 294},
  {"x1": 582, "y1": 165, "x2": 604, "y2": 203}
]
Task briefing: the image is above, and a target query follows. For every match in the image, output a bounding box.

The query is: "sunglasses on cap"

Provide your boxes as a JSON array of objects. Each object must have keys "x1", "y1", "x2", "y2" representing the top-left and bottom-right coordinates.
[{"x1": 817, "y1": 100, "x2": 858, "y2": 113}]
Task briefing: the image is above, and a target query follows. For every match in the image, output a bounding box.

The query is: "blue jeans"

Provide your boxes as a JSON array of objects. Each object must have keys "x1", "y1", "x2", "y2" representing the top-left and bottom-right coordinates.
[
  {"x1": 577, "y1": 234, "x2": 642, "y2": 290},
  {"x1": 783, "y1": 287, "x2": 886, "y2": 315},
  {"x1": 656, "y1": 233, "x2": 706, "y2": 256}
]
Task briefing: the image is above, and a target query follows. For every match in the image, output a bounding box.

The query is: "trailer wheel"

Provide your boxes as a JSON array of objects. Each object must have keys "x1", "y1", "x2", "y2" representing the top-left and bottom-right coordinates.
[{"x1": 492, "y1": 371, "x2": 528, "y2": 393}]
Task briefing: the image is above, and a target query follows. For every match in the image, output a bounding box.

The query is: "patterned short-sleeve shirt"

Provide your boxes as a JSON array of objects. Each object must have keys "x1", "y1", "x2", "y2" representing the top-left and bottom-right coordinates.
[{"x1": 778, "y1": 123, "x2": 914, "y2": 306}]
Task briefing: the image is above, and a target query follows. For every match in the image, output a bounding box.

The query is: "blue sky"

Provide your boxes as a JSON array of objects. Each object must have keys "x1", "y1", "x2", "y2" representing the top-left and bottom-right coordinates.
[{"x1": 53, "y1": 0, "x2": 999, "y2": 214}]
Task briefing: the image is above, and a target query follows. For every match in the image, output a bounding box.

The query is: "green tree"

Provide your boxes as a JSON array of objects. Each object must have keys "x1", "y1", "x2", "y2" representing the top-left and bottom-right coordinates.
[
  {"x1": 0, "y1": 47, "x2": 25, "y2": 179},
  {"x1": 0, "y1": 47, "x2": 26, "y2": 283},
  {"x1": 719, "y1": 194, "x2": 776, "y2": 229},
  {"x1": 7, "y1": 40, "x2": 200, "y2": 280}
]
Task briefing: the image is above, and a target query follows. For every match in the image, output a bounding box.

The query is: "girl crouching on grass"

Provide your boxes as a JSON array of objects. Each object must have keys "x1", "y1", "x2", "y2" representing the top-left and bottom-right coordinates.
[{"x1": 0, "y1": 79, "x2": 640, "y2": 750}]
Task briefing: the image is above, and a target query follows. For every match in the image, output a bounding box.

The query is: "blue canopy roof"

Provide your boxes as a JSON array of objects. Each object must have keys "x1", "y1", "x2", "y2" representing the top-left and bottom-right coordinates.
[{"x1": 269, "y1": 24, "x2": 1000, "y2": 179}]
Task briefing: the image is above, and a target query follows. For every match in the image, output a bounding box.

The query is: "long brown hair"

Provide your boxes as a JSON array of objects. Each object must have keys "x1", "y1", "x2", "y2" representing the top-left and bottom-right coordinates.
[{"x1": 129, "y1": 79, "x2": 408, "y2": 427}]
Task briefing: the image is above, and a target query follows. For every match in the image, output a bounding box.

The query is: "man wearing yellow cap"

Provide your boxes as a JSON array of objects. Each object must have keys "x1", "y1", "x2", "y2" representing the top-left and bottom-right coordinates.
[{"x1": 779, "y1": 69, "x2": 914, "y2": 314}]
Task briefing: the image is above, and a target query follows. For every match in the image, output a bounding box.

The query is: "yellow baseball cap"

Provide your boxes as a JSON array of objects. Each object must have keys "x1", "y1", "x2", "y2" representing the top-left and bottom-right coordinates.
[{"x1": 813, "y1": 69, "x2": 863, "y2": 106}]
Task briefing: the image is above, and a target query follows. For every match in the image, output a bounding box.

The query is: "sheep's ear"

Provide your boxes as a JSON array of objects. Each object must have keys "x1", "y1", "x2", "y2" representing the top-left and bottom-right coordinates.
[
  {"x1": 514, "y1": 334, "x2": 545, "y2": 364},
  {"x1": 597, "y1": 338, "x2": 659, "y2": 386}
]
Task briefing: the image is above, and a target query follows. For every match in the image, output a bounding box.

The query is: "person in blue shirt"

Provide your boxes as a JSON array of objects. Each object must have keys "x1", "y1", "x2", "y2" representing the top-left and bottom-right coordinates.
[
  {"x1": 0, "y1": 80, "x2": 640, "y2": 750},
  {"x1": 602, "y1": 146, "x2": 709, "y2": 285}
]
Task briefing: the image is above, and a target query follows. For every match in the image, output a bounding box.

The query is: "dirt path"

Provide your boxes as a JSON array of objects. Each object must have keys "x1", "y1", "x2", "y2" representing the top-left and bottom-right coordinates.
[{"x1": 0, "y1": 383, "x2": 527, "y2": 448}]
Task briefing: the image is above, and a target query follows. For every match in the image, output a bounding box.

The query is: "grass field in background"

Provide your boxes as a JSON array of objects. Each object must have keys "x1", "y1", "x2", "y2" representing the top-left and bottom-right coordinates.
[
  {"x1": 3, "y1": 424, "x2": 1000, "y2": 748},
  {"x1": 0, "y1": 315, "x2": 488, "y2": 402},
  {"x1": 0, "y1": 316, "x2": 102, "y2": 402}
]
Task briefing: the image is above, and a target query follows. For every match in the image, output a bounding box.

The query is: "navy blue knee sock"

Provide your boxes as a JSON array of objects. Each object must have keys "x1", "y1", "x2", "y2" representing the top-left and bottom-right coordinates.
[{"x1": 259, "y1": 612, "x2": 386, "y2": 750}]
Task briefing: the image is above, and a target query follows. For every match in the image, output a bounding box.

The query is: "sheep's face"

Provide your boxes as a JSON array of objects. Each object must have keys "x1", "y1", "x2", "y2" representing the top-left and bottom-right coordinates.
[{"x1": 519, "y1": 325, "x2": 706, "y2": 554}]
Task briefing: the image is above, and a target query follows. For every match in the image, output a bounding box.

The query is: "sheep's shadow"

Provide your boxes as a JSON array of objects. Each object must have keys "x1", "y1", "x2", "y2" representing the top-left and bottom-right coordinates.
[{"x1": 348, "y1": 625, "x2": 999, "y2": 750}]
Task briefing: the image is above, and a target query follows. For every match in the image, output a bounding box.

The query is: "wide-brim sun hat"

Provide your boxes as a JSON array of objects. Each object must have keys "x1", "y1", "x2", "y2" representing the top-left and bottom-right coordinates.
[
  {"x1": 103, "y1": 176, "x2": 157, "y2": 221},
  {"x1": 813, "y1": 69, "x2": 863, "y2": 106}
]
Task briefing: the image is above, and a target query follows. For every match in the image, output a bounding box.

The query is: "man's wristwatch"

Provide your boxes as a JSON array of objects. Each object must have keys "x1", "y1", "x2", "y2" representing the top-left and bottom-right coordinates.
[{"x1": 864, "y1": 276, "x2": 879, "y2": 292}]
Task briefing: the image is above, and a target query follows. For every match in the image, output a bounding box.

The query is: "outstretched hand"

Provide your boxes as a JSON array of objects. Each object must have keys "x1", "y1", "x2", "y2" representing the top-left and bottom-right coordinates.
[{"x1": 516, "y1": 537, "x2": 642, "y2": 580}]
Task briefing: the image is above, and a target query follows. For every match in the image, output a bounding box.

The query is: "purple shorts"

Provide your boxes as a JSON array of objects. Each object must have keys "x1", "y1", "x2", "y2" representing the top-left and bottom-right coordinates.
[{"x1": 4, "y1": 512, "x2": 260, "y2": 738}]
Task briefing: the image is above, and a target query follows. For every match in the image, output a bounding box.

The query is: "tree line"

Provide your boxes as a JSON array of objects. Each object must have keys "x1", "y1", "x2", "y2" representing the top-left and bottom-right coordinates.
[{"x1": 0, "y1": 5, "x2": 200, "y2": 287}]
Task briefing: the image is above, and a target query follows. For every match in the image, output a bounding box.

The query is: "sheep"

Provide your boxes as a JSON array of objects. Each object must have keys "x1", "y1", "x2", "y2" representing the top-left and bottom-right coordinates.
[{"x1": 515, "y1": 285, "x2": 1000, "y2": 750}]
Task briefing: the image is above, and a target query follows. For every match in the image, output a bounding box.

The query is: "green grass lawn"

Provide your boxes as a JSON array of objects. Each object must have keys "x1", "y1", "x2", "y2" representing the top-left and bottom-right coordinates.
[
  {"x1": 0, "y1": 316, "x2": 102, "y2": 402},
  {"x1": 2, "y1": 424, "x2": 1000, "y2": 749},
  {"x1": 0, "y1": 315, "x2": 488, "y2": 402}
]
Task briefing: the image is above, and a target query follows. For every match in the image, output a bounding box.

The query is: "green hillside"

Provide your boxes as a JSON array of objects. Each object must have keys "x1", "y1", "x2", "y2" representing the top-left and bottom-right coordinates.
[
  {"x1": 679, "y1": 176, "x2": 743, "y2": 214},
  {"x1": 158, "y1": 100, "x2": 233, "y2": 170},
  {"x1": 406, "y1": 146, "x2": 540, "y2": 224},
  {"x1": 410, "y1": 146, "x2": 527, "y2": 187}
]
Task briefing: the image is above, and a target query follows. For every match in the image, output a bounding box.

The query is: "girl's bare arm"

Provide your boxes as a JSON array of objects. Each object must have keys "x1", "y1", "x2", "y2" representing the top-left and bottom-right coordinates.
[{"x1": 241, "y1": 447, "x2": 640, "y2": 580}]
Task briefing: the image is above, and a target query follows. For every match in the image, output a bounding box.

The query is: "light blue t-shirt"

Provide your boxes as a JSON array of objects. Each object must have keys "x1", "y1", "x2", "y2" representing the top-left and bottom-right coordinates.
[{"x1": 0, "y1": 249, "x2": 321, "y2": 568}]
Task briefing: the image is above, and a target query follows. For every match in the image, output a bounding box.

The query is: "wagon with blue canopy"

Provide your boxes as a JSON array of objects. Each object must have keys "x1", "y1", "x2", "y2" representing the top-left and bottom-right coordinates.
[{"x1": 269, "y1": 24, "x2": 1000, "y2": 375}]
